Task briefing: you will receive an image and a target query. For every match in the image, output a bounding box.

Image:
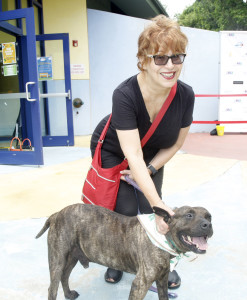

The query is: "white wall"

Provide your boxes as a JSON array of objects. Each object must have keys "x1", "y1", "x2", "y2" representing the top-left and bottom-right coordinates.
[
  {"x1": 86, "y1": 9, "x2": 220, "y2": 133},
  {"x1": 87, "y1": 10, "x2": 143, "y2": 130},
  {"x1": 179, "y1": 27, "x2": 220, "y2": 132}
]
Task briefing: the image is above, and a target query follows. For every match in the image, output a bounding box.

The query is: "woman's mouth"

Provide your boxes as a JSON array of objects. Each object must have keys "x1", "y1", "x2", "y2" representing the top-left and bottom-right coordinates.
[{"x1": 161, "y1": 72, "x2": 176, "y2": 80}]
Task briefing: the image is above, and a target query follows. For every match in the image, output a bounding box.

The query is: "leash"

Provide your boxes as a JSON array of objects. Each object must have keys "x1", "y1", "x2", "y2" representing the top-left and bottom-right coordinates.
[
  {"x1": 166, "y1": 235, "x2": 183, "y2": 254},
  {"x1": 124, "y1": 175, "x2": 178, "y2": 299},
  {"x1": 124, "y1": 175, "x2": 142, "y2": 192},
  {"x1": 149, "y1": 286, "x2": 178, "y2": 298}
]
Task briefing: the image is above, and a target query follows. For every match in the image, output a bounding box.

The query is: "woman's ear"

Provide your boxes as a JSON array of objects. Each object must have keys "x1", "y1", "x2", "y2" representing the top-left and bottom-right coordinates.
[{"x1": 138, "y1": 57, "x2": 147, "y2": 71}]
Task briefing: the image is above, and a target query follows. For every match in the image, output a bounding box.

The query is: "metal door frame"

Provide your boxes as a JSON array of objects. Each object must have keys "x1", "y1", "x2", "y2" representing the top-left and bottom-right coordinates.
[
  {"x1": 0, "y1": 8, "x2": 43, "y2": 165},
  {"x1": 36, "y1": 33, "x2": 74, "y2": 146}
]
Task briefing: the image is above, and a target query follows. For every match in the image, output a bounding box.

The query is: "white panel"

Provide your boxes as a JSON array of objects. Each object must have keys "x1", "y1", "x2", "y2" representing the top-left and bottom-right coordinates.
[{"x1": 219, "y1": 31, "x2": 247, "y2": 132}]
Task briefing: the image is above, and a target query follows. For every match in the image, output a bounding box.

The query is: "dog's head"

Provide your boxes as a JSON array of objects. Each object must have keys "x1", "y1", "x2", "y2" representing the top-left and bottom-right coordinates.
[{"x1": 153, "y1": 206, "x2": 213, "y2": 254}]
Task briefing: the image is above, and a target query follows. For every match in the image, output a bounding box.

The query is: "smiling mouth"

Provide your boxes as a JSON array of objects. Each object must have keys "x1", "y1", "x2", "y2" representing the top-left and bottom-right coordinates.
[
  {"x1": 181, "y1": 235, "x2": 209, "y2": 254},
  {"x1": 161, "y1": 72, "x2": 176, "y2": 80}
]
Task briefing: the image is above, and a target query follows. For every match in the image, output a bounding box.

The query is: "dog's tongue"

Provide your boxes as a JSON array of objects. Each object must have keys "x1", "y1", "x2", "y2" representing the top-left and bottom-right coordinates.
[{"x1": 192, "y1": 237, "x2": 208, "y2": 250}]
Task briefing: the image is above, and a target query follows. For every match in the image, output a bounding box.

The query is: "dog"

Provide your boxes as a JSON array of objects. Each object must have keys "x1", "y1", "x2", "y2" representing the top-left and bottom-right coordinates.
[{"x1": 36, "y1": 204, "x2": 213, "y2": 300}]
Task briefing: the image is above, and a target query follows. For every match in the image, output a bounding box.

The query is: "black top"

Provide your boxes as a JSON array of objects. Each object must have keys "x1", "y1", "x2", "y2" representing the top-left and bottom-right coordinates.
[{"x1": 91, "y1": 75, "x2": 195, "y2": 166}]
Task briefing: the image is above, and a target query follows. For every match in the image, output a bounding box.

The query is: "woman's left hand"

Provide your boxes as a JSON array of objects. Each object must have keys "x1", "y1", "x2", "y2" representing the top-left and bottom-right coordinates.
[{"x1": 120, "y1": 169, "x2": 133, "y2": 181}]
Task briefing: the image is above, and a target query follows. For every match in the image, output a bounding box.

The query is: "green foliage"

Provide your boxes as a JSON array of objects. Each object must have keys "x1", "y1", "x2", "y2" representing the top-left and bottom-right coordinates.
[{"x1": 177, "y1": 0, "x2": 247, "y2": 31}]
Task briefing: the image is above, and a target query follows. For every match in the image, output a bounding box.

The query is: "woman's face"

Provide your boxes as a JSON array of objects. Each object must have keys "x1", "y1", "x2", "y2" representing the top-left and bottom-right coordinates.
[{"x1": 143, "y1": 49, "x2": 184, "y2": 90}]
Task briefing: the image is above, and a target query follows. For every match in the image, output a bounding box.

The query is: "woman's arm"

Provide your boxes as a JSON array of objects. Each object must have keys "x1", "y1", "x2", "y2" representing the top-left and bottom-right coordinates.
[
  {"x1": 116, "y1": 128, "x2": 164, "y2": 207},
  {"x1": 148, "y1": 125, "x2": 191, "y2": 173},
  {"x1": 116, "y1": 128, "x2": 174, "y2": 234},
  {"x1": 117, "y1": 126, "x2": 190, "y2": 234}
]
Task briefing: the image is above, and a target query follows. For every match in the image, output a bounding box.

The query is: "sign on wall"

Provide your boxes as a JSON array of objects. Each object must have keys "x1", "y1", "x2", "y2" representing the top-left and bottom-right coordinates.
[
  {"x1": 2, "y1": 42, "x2": 17, "y2": 64},
  {"x1": 37, "y1": 56, "x2": 53, "y2": 81},
  {"x1": 219, "y1": 31, "x2": 247, "y2": 132},
  {"x1": 3, "y1": 64, "x2": 18, "y2": 76}
]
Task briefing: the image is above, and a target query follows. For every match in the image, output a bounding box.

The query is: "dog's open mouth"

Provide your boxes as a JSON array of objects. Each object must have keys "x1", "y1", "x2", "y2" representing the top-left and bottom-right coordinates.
[{"x1": 181, "y1": 235, "x2": 209, "y2": 254}]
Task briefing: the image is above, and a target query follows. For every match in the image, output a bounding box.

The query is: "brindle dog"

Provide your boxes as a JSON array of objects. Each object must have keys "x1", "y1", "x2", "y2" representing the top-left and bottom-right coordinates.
[{"x1": 36, "y1": 204, "x2": 213, "y2": 300}]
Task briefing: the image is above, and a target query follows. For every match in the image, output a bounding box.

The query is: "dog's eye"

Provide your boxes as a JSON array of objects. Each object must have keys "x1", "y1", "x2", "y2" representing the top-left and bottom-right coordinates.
[
  {"x1": 206, "y1": 214, "x2": 212, "y2": 222},
  {"x1": 186, "y1": 213, "x2": 193, "y2": 219}
]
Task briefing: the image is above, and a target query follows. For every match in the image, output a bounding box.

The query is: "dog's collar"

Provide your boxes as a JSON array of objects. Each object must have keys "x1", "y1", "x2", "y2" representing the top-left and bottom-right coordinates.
[
  {"x1": 137, "y1": 214, "x2": 198, "y2": 270},
  {"x1": 165, "y1": 235, "x2": 183, "y2": 254},
  {"x1": 137, "y1": 214, "x2": 179, "y2": 255}
]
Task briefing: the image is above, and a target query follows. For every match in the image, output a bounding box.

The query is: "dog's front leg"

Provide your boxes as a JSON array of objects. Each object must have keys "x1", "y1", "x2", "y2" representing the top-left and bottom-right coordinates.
[
  {"x1": 128, "y1": 272, "x2": 153, "y2": 300},
  {"x1": 156, "y1": 272, "x2": 169, "y2": 300}
]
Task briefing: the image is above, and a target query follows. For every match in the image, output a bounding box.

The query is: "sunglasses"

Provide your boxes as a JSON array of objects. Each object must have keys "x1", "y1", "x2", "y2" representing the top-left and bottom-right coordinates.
[{"x1": 147, "y1": 54, "x2": 186, "y2": 65}]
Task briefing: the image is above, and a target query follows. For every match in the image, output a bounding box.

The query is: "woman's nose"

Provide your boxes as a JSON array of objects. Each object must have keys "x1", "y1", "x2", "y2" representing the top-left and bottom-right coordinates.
[{"x1": 165, "y1": 58, "x2": 175, "y2": 68}]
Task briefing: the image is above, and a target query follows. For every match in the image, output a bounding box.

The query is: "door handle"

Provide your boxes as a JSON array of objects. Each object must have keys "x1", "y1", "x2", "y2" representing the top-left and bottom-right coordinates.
[{"x1": 25, "y1": 82, "x2": 36, "y2": 102}]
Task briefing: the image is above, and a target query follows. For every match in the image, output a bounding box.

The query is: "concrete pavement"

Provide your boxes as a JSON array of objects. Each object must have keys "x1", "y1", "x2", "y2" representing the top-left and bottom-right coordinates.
[{"x1": 0, "y1": 134, "x2": 246, "y2": 299}]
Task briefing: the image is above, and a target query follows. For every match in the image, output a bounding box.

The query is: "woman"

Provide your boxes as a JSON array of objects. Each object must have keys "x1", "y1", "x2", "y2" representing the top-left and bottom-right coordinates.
[{"x1": 90, "y1": 15, "x2": 195, "y2": 288}]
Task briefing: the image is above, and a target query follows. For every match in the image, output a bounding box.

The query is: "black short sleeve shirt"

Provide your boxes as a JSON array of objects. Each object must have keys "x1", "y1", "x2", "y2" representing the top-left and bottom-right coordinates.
[{"x1": 91, "y1": 75, "x2": 195, "y2": 164}]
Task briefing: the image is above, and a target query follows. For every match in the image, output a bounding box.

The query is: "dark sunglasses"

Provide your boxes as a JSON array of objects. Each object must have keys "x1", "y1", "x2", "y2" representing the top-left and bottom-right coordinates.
[{"x1": 147, "y1": 54, "x2": 186, "y2": 65}]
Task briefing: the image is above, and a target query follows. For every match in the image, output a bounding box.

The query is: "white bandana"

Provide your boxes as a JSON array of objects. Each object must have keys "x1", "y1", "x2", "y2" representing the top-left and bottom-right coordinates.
[{"x1": 137, "y1": 213, "x2": 198, "y2": 271}]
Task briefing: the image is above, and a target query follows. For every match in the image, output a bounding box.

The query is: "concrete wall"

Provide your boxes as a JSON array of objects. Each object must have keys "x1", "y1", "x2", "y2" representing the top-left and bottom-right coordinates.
[
  {"x1": 87, "y1": 9, "x2": 220, "y2": 133},
  {"x1": 180, "y1": 27, "x2": 220, "y2": 132},
  {"x1": 43, "y1": 0, "x2": 91, "y2": 135},
  {"x1": 87, "y1": 9, "x2": 144, "y2": 130}
]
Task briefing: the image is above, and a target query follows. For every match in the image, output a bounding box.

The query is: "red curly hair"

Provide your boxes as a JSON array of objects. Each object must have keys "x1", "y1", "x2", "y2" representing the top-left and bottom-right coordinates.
[{"x1": 137, "y1": 15, "x2": 188, "y2": 71}]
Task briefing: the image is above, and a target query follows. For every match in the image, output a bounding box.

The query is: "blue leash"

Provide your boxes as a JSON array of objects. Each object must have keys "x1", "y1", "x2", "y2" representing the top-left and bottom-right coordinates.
[
  {"x1": 149, "y1": 286, "x2": 178, "y2": 298},
  {"x1": 124, "y1": 175, "x2": 178, "y2": 299}
]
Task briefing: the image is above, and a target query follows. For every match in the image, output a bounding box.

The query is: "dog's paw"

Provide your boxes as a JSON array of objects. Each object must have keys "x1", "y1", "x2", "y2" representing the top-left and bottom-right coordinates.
[{"x1": 65, "y1": 290, "x2": 79, "y2": 300}]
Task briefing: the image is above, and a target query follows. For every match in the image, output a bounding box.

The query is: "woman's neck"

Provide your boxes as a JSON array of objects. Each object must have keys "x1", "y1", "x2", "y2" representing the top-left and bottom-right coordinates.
[
  {"x1": 137, "y1": 72, "x2": 171, "y2": 102},
  {"x1": 137, "y1": 72, "x2": 173, "y2": 123}
]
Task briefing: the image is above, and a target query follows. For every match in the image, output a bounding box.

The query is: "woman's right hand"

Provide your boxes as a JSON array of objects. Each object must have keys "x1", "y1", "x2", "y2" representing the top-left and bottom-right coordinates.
[{"x1": 154, "y1": 202, "x2": 174, "y2": 234}]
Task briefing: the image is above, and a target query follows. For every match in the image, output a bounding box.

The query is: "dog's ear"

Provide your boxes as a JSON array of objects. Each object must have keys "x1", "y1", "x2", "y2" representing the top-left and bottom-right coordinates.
[{"x1": 153, "y1": 206, "x2": 172, "y2": 223}]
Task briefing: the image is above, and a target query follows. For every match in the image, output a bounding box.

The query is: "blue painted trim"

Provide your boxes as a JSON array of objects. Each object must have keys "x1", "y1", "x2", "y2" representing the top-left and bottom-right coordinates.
[
  {"x1": 43, "y1": 136, "x2": 74, "y2": 146},
  {"x1": 0, "y1": 8, "x2": 44, "y2": 165},
  {"x1": 0, "y1": 137, "x2": 11, "y2": 141},
  {"x1": 0, "y1": 7, "x2": 28, "y2": 20},
  {"x1": 40, "y1": 0, "x2": 44, "y2": 34},
  {"x1": 16, "y1": 0, "x2": 21, "y2": 9},
  {"x1": 0, "y1": 150, "x2": 41, "y2": 165},
  {"x1": 18, "y1": 35, "x2": 28, "y2": 139},
  {"x1": 63, "y1": 34, "x2": 74, "y2": 146},
  {"x1": 16, "y1": 0, "x2": 22, "y2": 28},
  {"x1": 0, "y1": 21, "x2": 23, "y2": 35},
  {"x1": 36, "y1": 33, "x2": 68, "y2": 41},
  {"x1": 33, "y1": 1, "x2": 42, "y2": 8},
  {"x1": 25, "y1": 8, "x2": 43, "y2": 164},
  {"x1": 37, "y1": 33, "x2": 74, "y2": 147}
]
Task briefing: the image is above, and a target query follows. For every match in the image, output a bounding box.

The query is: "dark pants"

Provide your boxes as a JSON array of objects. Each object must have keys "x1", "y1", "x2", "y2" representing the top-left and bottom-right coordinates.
[{"x1": 115, "y1": 167, "x2": 164, "y2": 216}]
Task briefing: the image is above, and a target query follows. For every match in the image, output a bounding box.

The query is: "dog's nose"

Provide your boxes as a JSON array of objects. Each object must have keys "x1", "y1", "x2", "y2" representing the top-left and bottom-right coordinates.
[{"x1": 200, "y1": 220, "x2": 211, "y2": 230}]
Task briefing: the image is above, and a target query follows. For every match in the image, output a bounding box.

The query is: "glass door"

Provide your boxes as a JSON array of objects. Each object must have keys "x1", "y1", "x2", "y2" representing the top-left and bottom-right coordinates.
[
  {"x1": 36, "y1": 33, "x2": 74, "y2": 146},
  {"x1": 0, "y1": 8, "x2": 43, "y2": 165}
]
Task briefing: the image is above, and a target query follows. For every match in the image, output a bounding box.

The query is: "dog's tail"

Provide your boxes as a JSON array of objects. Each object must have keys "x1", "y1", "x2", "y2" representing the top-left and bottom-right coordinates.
[{"x1": 35, "y1": 213, "x2": 57, "y2": 239}]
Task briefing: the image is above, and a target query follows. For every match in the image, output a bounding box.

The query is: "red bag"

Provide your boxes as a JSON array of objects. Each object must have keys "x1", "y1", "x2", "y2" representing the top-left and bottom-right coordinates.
[
  {"x1": 81, "y1": 82, "x2": 177, "y2": 210},
  {"x1": 82, "y1": 114, "x2": 128, "y2": 210}
]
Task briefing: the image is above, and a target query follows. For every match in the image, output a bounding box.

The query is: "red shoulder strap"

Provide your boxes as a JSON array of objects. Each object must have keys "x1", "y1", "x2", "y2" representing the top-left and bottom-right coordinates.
[
  {"x1": 141, "y1": 82, "x2": 177, "y2": 148},
  {"x1": 99, "y1": 114, "x2": 112, "y2": 142},
  {"x1": 97, "y1": 82, "x2": 177, "y2": 149}
]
